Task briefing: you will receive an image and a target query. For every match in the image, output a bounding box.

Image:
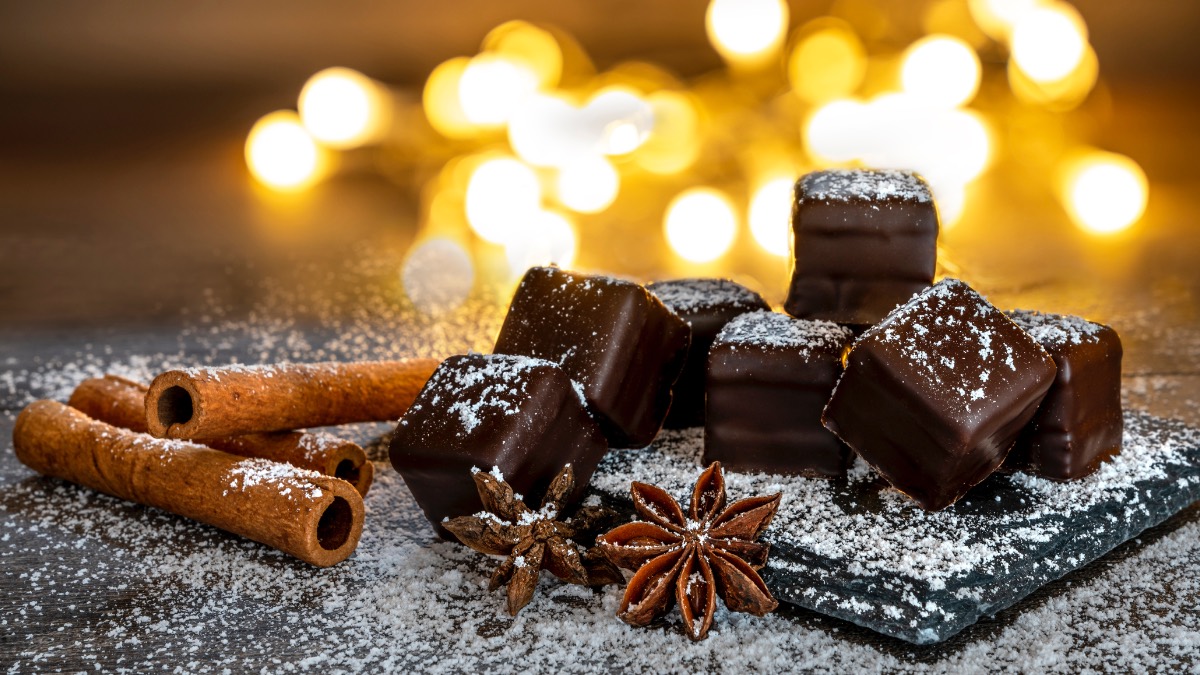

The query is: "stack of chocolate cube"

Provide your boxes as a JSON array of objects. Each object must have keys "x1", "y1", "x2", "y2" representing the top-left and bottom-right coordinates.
[{"x1": 391, "y1": 168, "x2": 1125, "y2": 536}]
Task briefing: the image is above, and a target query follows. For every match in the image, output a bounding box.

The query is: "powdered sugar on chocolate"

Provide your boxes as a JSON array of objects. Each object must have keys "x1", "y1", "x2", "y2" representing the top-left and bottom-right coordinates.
[
  {"x1": 716, "y1": 311, "x2": 854, "y2": 356},
  {"x1": 407, "y1": 354, "x2": 559, "y2": 435},
  {"x1": 648, "y1": 278, "x2": 766, "y2": 315},
  {"x1": 800, "y1": 169, "x2": 932, "y2": 203},
  {"x1": 1008, "y1": 309, "x2": 1107, "y2": 348}
]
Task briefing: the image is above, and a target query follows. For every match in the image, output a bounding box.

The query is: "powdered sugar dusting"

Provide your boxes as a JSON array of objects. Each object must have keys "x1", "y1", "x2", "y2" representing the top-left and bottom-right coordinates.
[
  {"x1": 800, "y1": 169, "x2": 932, "y2": 203},
  {"x1": 224, "y1": 457, "x2": 327, "y2": 500},
  {"x1": 859, "y1": 279, "x2": 1051, "y2": 419},
  {"x1": 409, "y1": 354, "x2": 558, "y2": 435},
  {"x1": 1008, "y1": 309, "x2": 1108, "y2": 348},
  {"x1": 647, "y1": 278, "x2": 767, "y2": 315},
  {"x1": 715, "y1": 311, "x2": 854, "y2": 356}
]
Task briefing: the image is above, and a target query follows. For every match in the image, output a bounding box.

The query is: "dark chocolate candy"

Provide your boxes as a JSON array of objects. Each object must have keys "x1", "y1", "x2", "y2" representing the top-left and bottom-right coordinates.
[
  {"x1": 388, "y1": 353, "x2": 608, "y2": 537},
  {"x1": 822, "y1": 279, "x2": 1056, "y2": 511},
  {"x1": 785, "y1": 169, "x2": 939, "y2": 326},
  {"x1": 493, "y1": 266, "x2": 690, "y2": 447},
  {"x1": 704, "y1": 311, "x2": 856, "y2": 476},
  {"x1": 646, "y1": 278, "x2": 770, "y2": 428},
  {"x1": 1004, "y1": 310, "x2": 1124, "y2": 480}
]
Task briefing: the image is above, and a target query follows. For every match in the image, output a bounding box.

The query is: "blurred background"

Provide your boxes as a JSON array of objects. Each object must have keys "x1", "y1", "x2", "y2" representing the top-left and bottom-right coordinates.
[{"x1": 1, "y1": 0, "x2": 1198, "y2": 341}]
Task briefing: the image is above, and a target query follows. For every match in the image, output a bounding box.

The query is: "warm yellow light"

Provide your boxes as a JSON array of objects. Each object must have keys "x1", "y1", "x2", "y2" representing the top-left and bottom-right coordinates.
[
  {"x1": 245, "y1": 111, "x2": 322, "y2": 191},
  {"x1": 1008, "y1": 44, "x2": 1098, "y2": 111},
  {"x1": 932, "y1": 183, "x2": 966, "y2": 230},
  {"x1": 967, "y1": 0, "x2": 1040, "y2": 40},
  {"x1": 504, "y1": 210, "x2": 578, "y2": 277},
  {"x1": 805, "y1": 99, "x2": 868, "y2": 163},
  {"x1": 1061, "y1": 152, "x2": 1148, "y2": 235},
  {"x1": 482, "y1": 21, "x2": 563, "y2": 89},
  {"x1": 465, "y1": 157, "x2": 542, "y2": 244},
  {"x1": 635, "y1": 91, "x2": 701, "y2": 175},
  {"x1": 586, "y1": 87, "x2": 655, "y2": 155},
  {"x1": 298, "y1": 67, "x2": 388, "y2": 149},
  {"x1": 402, "y1": 238, "x2": 476, "y2": 315},
  {"x1": 749, "y1": 178, "x2": 794, "y2": 257},
  {"x1": 459, "y1": 54, "x2": 540, "y2": 127},
  {"x1": 706, "y1": 0, "x2": 789, "y2": 66},
  {"x1": 788, "y1": 20, "x2": 867, "y2": 104},
  {"x1": 509, "y1": 93, "x2": 585, "y2": 168},
  {"x1": 556, "y1": 156, "x2": 619, "y2": 213},
  {"x1": 1011, "y1": 4, "x2": 1088, "y2": 83},
  {"x1": 664, "y1": 188, "x2": 738, "y2": 263},
  {"x1": 423, "y1": 57, "x2": 476, "y2": 139},
  {"x1": 901, "y1": 36, "x2": 981, "y2": 108}
]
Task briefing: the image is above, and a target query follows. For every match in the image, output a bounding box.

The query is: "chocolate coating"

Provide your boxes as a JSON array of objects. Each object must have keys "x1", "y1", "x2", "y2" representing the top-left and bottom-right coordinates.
[
  {"x1": 646, "y1": 278, "x2": 769, "y2": 429},
  {"x1": 785, "y1": 169, "x2": 939, "y2": 326},
  {"x1": 494, "y1": 266, "x2": 690, "y2": 447},
  {"x1": 704, "y1": 311, "x2": 855, "y2": 476},
  {"x1": 1004, "y1": 310, "x2": 1124, "y2": 480},
  {"x1": 822, "y1": 279, "x2": 1057, "y2": 511},
  {"x1": 389, "y1": 354, "x2": 608, "y2": 538}
]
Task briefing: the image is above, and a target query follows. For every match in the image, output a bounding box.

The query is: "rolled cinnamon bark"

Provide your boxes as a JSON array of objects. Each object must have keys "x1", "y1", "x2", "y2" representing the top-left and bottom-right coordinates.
[
  {"x1": 68, "y1": 375, "x2": 375, "y2": 496},
  {"x1": 145, "y1": 359, "x2": 440, "y2": 440},
  {"x1": 13, "y1": 400, "x2": 364, "y2": 567}
]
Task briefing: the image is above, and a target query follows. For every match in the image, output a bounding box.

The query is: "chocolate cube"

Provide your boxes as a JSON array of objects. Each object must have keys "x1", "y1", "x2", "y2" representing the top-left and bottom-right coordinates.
[
  {"x1": 494, "y1": 266, "x2": 690, "y2": 447},
  {"x1": 646, "y1": 278, "x2": 770, "y2": 428},
  {"x1": 389, "y1": 353, "x2": 608, "y2": 537},
  {"x1": 704, "y1": 311, "x2": 855, "y2": 477},
  {"x1": 822, "y1": 279, "x2": 1056, "y2": 510},
  {"x1": 785, "y1": 169, "x2": 939, "y2": 326},
  {"x1": 1004, "y1": 310, "x2": 1123, "y2": 480}
]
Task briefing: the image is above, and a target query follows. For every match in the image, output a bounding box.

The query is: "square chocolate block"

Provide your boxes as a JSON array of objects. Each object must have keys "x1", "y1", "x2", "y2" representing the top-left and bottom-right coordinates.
[
  {"x1": 493, "y1": 266, "x2": 690, "y2": 447},
  {"x1": 389, "y1": 353, "x2": 608, "y2": 537},
  {"x1": 1004, "y1": 310, "x2": 1124, "y2": 480},
  {"x1": 646, "y1": 278, "x2": 770, "y2": 429},
  {"x1": 822, "y1": 279, "x2": 1056, "y2": 510},
  {"x1": 785, "y1": 169, "x2": 939, "y2": 326},
  {"x1": 704, "y1": 311, "x2": 856, "y2": 477}
]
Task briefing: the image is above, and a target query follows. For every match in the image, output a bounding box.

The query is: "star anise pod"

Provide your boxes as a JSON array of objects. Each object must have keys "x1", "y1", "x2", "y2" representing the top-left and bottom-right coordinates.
[
  {"x1": 443, "y1": 464, "x2": 623, "y2": 616},
  {"x1": 595, "y1": 461, "x2": 781, "y2": 641}
]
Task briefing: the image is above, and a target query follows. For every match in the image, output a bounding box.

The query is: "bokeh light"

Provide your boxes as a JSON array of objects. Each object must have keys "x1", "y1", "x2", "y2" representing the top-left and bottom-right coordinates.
[
  {"x1": 245, "y1": 111, "x2": 322, "y2": 191},
  {"x1": 966, "y1": 0, "x2": 1040, "y2": 40},
  {"x1": 504, "y1": 210, "x2": 578, "y2": 276},
  {"x1": 458, "y1": 54, "x2": 541, "y2": 127},
  {"x1": 482, "y1": 21, "x2": 563, "y2": 90},
  {"x1": 423, "y1": 57, "x2": 476, "y2": 139},
  {"x1": 1060, "y1": 152, "x2": 1148, "y2": 235},
  {"x1": 635, "y1": 91, "x2": 702, "y2": 175},
  {"x1": 706, "y1": 0, "x2": 789, "y2": 66},
  {"x1": 586, "y1": 87, "x2": 655, "y2": 155},
  {"x1": 298, "y1": 67, "x2": 388, "y2": 148},
  {"x1": 788, "y1": 20, "x2": 867, "y2": 105},
  {"x1": 804, "y1": 99, "x2": 869, "y2": 163},
  {"x1": 749, "y1": 177, "x2": 794, "y2": 257},
  {"x1": 1011, "y1": 4, "x2": 1088, "y2": 83},
  {"x1": 556, "y1": 156, "x2": 619, "y2": 213},
  {"x1": 465, "y1": 157, "x2": 543, "y2": 244},
  {"x1": 401, "y1": 238, "x2": 476, "y2": 315},
  {"x1": 901, "y1": 36, "x2": 981, "y2": 108},
  {"x1": 664, "y1": 188, "x2": 738, "y2": 263}
]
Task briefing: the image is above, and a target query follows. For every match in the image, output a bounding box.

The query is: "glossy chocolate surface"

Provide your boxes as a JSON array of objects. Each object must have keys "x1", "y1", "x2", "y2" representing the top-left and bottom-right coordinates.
[
  {"x1": 389, "y1": 353, "x2": 607, "y2": 537},
  {"x1": 704, "y1": 311, "x2": 855, "y2": 476},
  {"x1": 1004, "y1": 310, "x2": 1124, "y2": 480},
  {"x1": 822, "y1": 279, "x2": 1057, "y2": 510},
  {"x1": 493, "y1": 266, "x2": 690, "y2": 447},
  {"x1": 785, "y1": 169, "x2": 939, "y2": 326},
  {"x1": 646, "y1": 278, "x2": 769, "y2": 429}
]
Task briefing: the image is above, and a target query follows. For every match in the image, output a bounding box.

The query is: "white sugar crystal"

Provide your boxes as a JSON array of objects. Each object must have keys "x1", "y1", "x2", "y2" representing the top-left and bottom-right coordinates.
[
  {"x1": 800, "y1": 169, "x2": 932, "y2": 203},
  {"x1": 715, "y1": 311, "x2": 854, "y2": 355}
]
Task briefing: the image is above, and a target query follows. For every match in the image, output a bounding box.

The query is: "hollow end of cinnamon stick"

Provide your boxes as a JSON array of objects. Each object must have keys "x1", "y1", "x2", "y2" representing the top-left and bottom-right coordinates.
[{"x1": 145, "y1": 372, "x2": 204, "y2": 439}]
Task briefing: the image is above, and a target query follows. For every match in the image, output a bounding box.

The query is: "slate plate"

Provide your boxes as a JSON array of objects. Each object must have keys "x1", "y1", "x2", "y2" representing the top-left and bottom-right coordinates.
[{"x1": 587, "y1": 410, "x2": 1200, "y2": 645}]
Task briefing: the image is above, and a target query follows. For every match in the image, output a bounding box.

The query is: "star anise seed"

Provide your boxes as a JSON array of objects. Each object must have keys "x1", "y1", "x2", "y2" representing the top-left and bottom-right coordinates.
[
  {"x1": 596, "y1": 461, "x2": 781, "y2": 641},
  {"x1": 443, "y1": 464, "x2": 622, "y2": 616}
]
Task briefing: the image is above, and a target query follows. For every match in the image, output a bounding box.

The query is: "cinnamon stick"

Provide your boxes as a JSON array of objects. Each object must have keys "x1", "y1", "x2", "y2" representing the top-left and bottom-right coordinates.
[
  {"x1": 144, "y1": 358, "x2": 440, "y2": 440},
  {"x1": 12, "y1": 400, "x2": 364, "y2": 567},
  {"x1": 69, "y1": 375, "x2": 374, "y2": 496}
]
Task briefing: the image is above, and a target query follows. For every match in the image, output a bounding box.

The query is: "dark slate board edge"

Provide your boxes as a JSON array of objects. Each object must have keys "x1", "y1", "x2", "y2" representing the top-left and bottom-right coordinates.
[{"x1": 585, "y1": 414, "x2": 1200, "y2": 645}]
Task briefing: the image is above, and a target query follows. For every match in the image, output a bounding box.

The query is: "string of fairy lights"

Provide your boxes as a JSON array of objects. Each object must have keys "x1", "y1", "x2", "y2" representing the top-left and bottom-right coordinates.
[{"x1": 243, "y1": 0, "x2": 1149, "y2": 314}]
